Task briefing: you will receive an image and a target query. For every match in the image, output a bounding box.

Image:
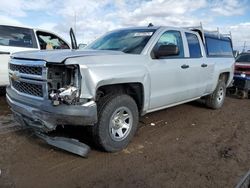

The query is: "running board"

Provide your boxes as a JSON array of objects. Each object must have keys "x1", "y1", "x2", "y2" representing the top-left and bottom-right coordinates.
[{"x1": 36, "y1": 132, "x2": 90, "y2": 157}]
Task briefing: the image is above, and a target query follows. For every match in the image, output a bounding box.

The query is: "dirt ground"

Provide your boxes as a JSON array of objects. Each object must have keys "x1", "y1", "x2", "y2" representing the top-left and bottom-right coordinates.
[{"x1": 0, "y1": 95, "x2": 250, "y2": 188}]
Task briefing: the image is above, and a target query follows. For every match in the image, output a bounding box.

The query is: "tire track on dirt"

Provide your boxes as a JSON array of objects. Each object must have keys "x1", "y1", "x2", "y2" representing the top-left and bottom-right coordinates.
[{"x1": 0, "y1": 115, "x2": 26, "y2": 134}]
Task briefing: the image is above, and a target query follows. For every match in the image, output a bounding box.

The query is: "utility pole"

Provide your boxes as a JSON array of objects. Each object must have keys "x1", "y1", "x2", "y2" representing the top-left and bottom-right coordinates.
[
  {"x1": 242, "y1": 41, "x2": 246, "y2": 52},
  {"x1": 74, "y1": 11, "x2": 77, "y2": 38}
]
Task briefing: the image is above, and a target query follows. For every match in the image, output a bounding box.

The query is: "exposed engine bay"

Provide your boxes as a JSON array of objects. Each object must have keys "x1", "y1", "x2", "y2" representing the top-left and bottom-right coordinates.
[{"x1": 47, "y1": 64, "x2": 81, "y2": 105}]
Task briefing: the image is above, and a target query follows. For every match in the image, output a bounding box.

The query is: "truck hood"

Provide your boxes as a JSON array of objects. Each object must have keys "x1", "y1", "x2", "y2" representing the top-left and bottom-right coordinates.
[{"x1": 11, "y1": 49, "x2": 124, "y2": 63}]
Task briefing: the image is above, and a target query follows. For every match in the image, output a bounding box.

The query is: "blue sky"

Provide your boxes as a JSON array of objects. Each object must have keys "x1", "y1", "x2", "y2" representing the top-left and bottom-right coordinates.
[{"x1": 1, "y1": 0, "x2": 250, "y2": 50}]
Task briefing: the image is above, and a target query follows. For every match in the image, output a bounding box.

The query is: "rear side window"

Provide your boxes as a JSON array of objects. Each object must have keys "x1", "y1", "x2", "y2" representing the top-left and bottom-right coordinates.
[
  {"x1": 0, "y1": 25, "x2": 37, "y2": 48},
  {"x1": 185, "y1": 33, "x2": 202, "y2": 58},
  {"x1": 205, "y1": 37, "x2": 233, "y2": 57}
]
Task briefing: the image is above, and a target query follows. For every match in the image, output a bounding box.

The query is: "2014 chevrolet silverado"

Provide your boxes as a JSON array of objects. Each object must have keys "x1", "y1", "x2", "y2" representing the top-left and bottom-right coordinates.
[{"x1": 6, "y1": 25, "x2": 235, "y2": 155}]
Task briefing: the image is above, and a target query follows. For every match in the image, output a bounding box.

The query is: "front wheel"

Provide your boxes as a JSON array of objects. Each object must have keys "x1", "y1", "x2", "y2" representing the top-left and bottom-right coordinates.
[
  {"x1": 205, "y1": 80, "x2": 226, "y2": 109},
  {"x1": 92, "y1": 94, "x2": 139, "y2": 152}
]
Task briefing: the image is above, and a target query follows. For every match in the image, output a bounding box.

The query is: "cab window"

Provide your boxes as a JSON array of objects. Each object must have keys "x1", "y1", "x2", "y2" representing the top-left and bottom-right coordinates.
[
  {"x1": 153, "y1": 30, "x2": 184, "y2": 58},
  {"x1": 36, "y1": 31, "x2": 70, "y2": 50}
]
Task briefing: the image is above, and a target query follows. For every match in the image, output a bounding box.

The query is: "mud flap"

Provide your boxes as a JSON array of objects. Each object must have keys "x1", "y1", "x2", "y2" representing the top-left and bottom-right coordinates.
[{"x1": 36, "y1": 132, "x2": 90, "y2": 157}]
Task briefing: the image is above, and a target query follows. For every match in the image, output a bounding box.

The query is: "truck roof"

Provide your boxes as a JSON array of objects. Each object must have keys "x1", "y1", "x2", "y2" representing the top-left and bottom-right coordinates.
[
  {"x1": 112, "y1": 26, "x2": 200, "y2": 35},
  {"x1": 115, "y1": 26, "x2": 190, "y2": 31},
  {"x1": 113, "y1": 26, "x2": 230, "y2": 39}
]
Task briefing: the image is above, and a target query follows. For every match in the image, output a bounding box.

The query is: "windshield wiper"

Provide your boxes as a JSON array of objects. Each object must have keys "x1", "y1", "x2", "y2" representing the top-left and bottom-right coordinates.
[{"x1": 101, "y1": 48, "x2": 122, "y2": 51}]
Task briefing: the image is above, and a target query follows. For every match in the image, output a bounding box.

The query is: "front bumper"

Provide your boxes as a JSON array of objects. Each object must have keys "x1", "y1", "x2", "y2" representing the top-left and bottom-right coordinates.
[{"x1": 6, "y1": 86, "x2": 97, "y2": 132}]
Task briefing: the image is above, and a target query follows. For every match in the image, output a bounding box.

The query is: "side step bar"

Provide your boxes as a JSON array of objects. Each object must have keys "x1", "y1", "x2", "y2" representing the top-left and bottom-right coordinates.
[{"x1": 36, "y1": 132, "x2": 90, "y2": 157}]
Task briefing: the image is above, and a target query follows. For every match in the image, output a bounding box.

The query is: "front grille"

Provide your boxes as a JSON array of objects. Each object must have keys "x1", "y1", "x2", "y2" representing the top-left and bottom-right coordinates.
[
  {"x1": 9, "y1": 64, "x2": 43, "y2": 75},
  {"x1": 9, "y1": 59, "x2": 47, "y2": 99},
  {"x1": 12, "y1": 80, "x2": 43, "y2": 97}
]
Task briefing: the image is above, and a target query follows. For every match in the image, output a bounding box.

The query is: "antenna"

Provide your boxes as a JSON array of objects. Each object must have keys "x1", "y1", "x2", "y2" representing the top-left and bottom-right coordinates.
[
  {"x1": 73, "y1": 10, "x2": 77, "y2": 39},
  {"x1": 217, "y1": 27, "x2": 220, "y2": 39},
  {"x1": 243, "y1": 41, "x2": 247, "y2": 52}
]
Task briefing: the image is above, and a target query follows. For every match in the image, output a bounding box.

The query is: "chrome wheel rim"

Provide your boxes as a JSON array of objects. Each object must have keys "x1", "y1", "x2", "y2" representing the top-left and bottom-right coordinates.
[
  {"x1": 109, "y1": 107, "x2": 133, "y2": 141},
  {"x1": 217, "y1": 87, "x2": 224, "y2": 103}
]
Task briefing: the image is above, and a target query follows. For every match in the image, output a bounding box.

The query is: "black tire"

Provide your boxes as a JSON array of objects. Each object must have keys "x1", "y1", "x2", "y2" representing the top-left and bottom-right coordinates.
[
  {"x1": 92, "y1": 94, "x2": 139, "y2": 152},
  {"x1": 226, "y1": 86, "x2": 236, "y2": 96},
  {"x1": 0, "y1": 87, "x2": 6, "y2": 96},
  {"x1": 237, "y1": 90, "x2": 248, "y2": 99},
  {"x1": 205, "y1": 79, "x2": 226, "y2": 109}
]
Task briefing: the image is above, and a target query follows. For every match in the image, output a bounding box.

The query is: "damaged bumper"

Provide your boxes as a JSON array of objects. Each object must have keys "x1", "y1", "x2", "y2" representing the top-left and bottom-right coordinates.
[
  {"x1": 6, "y1": 86, "x2": 97, "y2": 132},
  {"x1": 36, "y1": 133, "x2": 90, "y2": 157}
]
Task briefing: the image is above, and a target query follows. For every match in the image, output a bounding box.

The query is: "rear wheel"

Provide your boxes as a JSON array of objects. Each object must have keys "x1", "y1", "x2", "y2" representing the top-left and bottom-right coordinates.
[
  {"x1": 92, "y1": 94, "x2": 139, "y2": 152},
  {"x1": 0, "y1": 87, "x2": 6, "y2": 96},
  {"x1": 205, "y1": 79, "x2": 226, "y2": 109}
]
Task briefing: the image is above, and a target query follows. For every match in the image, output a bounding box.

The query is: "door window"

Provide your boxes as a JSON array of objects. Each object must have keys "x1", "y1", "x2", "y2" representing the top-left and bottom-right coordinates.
[
  {"x1": 185, "y1": 33, "x2": 202, "y2": 58},
  {"x1": 0, "y1": 25, "x2": 37, "y2": 48},
  {"x1": 36, "y1": 31, "x2": 70, "y2": 50},
  {"x1": 153, "y1": 30, "x2": 184, "y2": 58}
]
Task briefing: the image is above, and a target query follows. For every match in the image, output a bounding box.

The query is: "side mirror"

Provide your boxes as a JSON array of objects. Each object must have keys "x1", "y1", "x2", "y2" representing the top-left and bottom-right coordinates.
[{"x1": 154, "y1": 44, "x2": 179, "y2": 58}]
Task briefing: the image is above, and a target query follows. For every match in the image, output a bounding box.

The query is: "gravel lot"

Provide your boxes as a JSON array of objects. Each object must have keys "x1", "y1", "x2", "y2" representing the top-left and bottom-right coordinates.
[{"x1": 0, "y1": 95, "x2": 249, "y2": 188}]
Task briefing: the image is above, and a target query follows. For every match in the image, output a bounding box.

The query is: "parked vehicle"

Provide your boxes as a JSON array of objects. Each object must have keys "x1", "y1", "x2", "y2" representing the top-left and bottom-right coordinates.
[
  {"x1": 0, "y1": 24, "x2": 71, "y2": 93},
  {"x1": 6, "y1": 25, "x2": 235, "y2": 156},
  {"x1": 233, "y1": 53, "x2": 250, "y2": 98}
]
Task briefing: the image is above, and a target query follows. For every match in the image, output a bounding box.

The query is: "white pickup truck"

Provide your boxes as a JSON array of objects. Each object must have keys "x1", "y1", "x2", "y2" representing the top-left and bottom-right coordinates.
[
  {"x1": 6, "y1": 25, "x2": 235, "y2": 156},
  {"x1": 0, "y1": 24, "x2": 70, "y2": 93}
]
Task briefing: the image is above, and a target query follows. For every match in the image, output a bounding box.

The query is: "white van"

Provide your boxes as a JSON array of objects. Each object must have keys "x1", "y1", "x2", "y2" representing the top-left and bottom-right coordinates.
[{"x1": 0, "y1": 24, "x2": 71, "y2": 92}]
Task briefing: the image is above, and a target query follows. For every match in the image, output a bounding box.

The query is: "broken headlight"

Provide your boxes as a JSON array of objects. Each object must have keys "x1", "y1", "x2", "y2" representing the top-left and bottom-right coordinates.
[
  {"x1": 50, "y1": 86, "x2": 79, "y2": 105},
  {"x1": 47, "y1": 64, "x2": 81, "y2": 106}
]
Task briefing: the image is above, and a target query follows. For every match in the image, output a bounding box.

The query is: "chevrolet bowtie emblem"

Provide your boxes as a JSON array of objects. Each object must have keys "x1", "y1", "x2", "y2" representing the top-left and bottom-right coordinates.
[{"x1": 12, "y1": 71, "x2": 20, "y2": 81}]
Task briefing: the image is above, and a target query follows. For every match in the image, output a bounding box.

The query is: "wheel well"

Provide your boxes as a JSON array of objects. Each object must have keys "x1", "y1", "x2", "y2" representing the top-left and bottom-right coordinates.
[
  {"x1": 96, "y1": 83, "x2": 144, "y2": 113},
  {"x1": 219, "y1": 72, "x2": 230, "y2": 85}
]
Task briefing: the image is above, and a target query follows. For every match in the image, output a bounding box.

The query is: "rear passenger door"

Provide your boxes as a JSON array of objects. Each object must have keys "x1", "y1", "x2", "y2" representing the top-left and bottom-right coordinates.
[{"x1": 184, "y1": 32, "x2": 214, "y2": 96}]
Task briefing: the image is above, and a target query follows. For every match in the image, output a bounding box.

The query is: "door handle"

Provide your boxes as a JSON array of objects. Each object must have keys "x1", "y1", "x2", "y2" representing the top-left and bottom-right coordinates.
[
  {"x1": 181, "y1": 64, "x2": 189, "y2": 69},
  {"x1": 201, "y1": 63, "x2": 208, "y2": 68}
]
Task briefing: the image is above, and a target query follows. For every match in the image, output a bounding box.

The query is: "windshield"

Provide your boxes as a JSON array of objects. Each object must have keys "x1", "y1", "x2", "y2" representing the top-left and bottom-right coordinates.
[
  {"x1": 87, "y1": 29, "x2": 156, "y2": 54},
  {"x1": 236, "y1": 54, "x2": 250, "y2": 63}
]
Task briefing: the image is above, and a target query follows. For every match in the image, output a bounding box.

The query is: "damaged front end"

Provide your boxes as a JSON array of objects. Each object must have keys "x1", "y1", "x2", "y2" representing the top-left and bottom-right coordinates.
[
  {"x1": 47, "y1": 64, "x2": 81, "y2": 106},
  {"x1": 7, "y1": 59, "x2": 97, "y2": 157}
]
